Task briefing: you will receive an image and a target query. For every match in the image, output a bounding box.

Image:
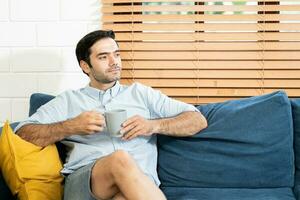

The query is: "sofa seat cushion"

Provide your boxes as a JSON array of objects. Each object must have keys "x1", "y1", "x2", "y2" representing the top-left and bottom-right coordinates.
[
  {"x1": 161, "y1": 187, "x2": 296, "y2": 200},
  {"x1": 158, "y1": 91, "x2": 294, "y2": 188}
]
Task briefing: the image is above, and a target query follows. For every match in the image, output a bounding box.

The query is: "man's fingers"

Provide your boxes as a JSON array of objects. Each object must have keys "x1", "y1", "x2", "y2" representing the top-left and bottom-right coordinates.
[
  {"x1": 76, "y1": 110, "x2": 107, "y2": 135},
  {"x1": 122, "y1": 115, "x2": 140, "y2": 127},
  {"x1": 92, "y1": 118, "x2": 106, "y2": 127},
  {"x1": 86, "y1": 125, "x2": 104, "y2": 134},
  {"x1": 123, "y1": 126, "x2": 143, "y2": 140},
  {"x1": 93, "y1": 112, "x2": 105, "y2": 120},
  {"x1": 121, "y1": 121, "x2": 139, "y2": 135}
]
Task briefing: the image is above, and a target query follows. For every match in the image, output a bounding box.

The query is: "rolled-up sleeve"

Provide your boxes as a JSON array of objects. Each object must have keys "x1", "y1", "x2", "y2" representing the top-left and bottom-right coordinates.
[
  {"x1": 14, "y1": 93, "x2": 68, "y2": 132},
  {"x1": 142, "y1": 84, "x2": 198, "y2": 119}
]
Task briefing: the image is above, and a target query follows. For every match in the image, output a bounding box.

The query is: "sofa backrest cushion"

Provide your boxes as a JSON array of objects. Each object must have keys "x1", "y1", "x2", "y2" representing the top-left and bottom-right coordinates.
[
  {"x1": 29, "y1": 93, "x2": 55, "y2": 116},
  {"x1": 291, "y1": 99, "x2": 300, "y2": 198},
  {"x1": 158, "y1": 91, "x2": 294, "y2": 188}
]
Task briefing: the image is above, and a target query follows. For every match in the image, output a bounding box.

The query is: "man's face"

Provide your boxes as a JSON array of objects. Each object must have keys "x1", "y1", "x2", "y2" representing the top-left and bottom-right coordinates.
[{"x1": 84, "y1": 37, "x2": 122, "y2": 85}]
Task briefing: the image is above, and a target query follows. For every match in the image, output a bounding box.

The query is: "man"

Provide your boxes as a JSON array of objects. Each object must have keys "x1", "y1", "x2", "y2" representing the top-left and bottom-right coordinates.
[{"x1": 15, "y1": 30, "x2": 207, "y2": 200}]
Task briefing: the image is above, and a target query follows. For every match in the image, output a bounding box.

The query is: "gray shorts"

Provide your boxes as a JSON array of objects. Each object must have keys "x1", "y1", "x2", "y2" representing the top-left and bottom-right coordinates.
[{"x1": 64, "y1": 162, "x2": 99, "y2": 200}]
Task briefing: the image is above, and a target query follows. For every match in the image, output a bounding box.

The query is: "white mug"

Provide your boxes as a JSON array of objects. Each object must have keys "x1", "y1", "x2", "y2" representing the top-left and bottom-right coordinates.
[{"x1": 105, "y1": 109, "x2": 127, "y2": 137}]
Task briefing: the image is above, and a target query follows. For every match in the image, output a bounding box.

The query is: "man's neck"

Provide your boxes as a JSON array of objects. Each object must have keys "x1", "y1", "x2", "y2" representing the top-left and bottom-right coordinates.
[{"x1": 90, "y1": 81, "x2": 116, "y2": 91}]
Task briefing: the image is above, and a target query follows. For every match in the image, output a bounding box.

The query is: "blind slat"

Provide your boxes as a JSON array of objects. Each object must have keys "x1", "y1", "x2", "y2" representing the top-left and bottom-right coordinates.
[
  {"x1": 119, "y1": 42, "x2": 300, "y2": 51},
  {"x1": 103, "y1": 23, "x2": 300, "y2": 32},
  {"x1": 103, "y1": 14, "x2": 300, "y2": 22},
  {"x1": 157, "y1": 88, "x2": 300, "y2": 97},
  {"x1": 175, "y1": 97, "x2": 239, "y2": 104},
  {"x1": 177, "y1": 94, "x2": 300, "y2": 104},
  {"x1": 121, "y1": 69, "x2": 300, "y2": 79},
  {"x1": 102, "y1": 5, "x2": 300, "y2": 13},
  {"x1": 115, "y1": 32, "x2": 300, "y2": 41},
  {"x1": 103, "y1": 0, "x2": 298, "y2": 3},
  {"x1": 121, "y1": 79, "x2": 300, "y2": 88},
  {"x1": 121, "y1": 51, "x2": 300, "y2": 60},
  {"x1": 122, "y1": 61, "x2": 300, "y2": 69}
]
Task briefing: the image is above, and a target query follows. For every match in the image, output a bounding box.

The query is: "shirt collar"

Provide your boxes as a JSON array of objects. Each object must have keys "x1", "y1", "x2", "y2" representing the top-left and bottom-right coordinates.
[{"x1": 83, "y1": 81, "x2": 121, "y2": 100}]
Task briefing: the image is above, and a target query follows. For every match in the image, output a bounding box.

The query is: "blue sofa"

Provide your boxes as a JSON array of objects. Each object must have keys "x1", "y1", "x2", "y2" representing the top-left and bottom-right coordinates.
[{"x1": 1, "y1": 90, "x2": 300, "y2": 200}]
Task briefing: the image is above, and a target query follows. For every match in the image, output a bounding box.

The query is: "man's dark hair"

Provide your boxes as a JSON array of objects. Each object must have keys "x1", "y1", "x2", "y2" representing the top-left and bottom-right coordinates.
[{"x1": 75, "y1": 30, "x2": 116, "y2": 75}]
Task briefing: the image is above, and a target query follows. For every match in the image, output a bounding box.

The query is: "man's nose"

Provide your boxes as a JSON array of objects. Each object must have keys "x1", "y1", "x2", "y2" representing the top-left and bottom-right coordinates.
[{"x1": 108, "y1": 54, "x2": 117, "y2": 66}]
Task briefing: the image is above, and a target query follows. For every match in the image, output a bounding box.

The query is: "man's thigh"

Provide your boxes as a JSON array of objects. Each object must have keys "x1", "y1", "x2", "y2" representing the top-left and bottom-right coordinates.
[
  {"x1": 64, "y1": 162, "x2": 99, "y2": 200},
  {"x1": 64, "y1": 154, "x2": 121, "y2": 200}
]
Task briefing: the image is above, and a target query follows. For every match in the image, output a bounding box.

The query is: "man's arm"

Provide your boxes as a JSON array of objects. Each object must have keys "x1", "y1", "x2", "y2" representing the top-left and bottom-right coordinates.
[
  {"x1": 121, "y1": 111, "x2": 207, "y2": 140},
  {"x1": 16, "y1": 111, "x2": 106, "y2": 147}
]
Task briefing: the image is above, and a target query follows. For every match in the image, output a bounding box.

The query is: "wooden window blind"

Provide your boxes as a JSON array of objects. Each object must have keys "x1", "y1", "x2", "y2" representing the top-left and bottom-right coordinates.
[{"x1": 102, "y1": 0, "x2": 300, "y2": 104}]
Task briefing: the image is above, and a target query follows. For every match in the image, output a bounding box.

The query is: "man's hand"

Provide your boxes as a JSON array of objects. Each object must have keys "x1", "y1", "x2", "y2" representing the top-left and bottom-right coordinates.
[
  {"x1": 121, "y1": 115, "x2": 157, "y2": 140},
  {"x1": 121, "y1": 112, "x2": 207, "y2": 140},
  {"x1": 71, "y1": 111, "x2": 106, "y2": 135}
]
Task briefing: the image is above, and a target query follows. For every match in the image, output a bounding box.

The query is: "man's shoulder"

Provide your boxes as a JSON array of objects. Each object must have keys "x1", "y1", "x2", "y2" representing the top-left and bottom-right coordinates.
[
  {"x1": 57, "y1": 87, "x2": 86, "y2": 97},
  {"x1": 47, "y1": 88, "x2": 87, "y2": 105},
  {"x1": 129, "y1": 82, "x2": 153, "y2": 91}
]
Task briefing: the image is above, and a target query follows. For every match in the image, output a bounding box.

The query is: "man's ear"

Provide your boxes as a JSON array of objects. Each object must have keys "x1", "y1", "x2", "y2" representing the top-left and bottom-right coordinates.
[{"x1": 79, "y1": 60, "x2": 91, "y2": 74}]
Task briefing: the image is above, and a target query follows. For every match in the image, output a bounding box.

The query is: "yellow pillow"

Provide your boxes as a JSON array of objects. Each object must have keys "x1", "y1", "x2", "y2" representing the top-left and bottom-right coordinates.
[{"x1": 0, "y1": 121, "x2": 64, "y2": 200}]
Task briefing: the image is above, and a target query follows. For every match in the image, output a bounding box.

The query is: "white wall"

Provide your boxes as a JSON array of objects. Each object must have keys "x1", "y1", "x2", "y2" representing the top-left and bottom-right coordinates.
[{"x1": 0, "y1": 0, "x2": 102, "y2": 125}]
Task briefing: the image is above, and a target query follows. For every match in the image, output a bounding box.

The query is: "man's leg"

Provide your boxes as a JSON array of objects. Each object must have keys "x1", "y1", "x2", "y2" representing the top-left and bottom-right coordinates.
[
  {"x1": 64, "y1": 162, "x2": 99, "y2": 200},
  {"x1": 91, "y1": 150, "x2": 166, "y2": 200},
  {"x1": 112, "y1": 193, "x2": 127, "y2": 200}
]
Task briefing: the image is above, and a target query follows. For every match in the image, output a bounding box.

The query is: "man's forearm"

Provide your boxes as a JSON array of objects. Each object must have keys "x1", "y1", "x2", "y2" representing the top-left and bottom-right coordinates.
[
  {"x1": 152, "y1": 111, "x2": 207, "y2": 137},
  {"x1": 16, "y1": 111, "x2": 106, "y2": 147},
  {"x1": 16, "y1": 120, "x2": 75, "y2": 147}
]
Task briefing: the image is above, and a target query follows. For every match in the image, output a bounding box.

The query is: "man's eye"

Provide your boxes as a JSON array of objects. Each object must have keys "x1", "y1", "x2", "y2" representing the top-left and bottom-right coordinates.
[{"x1": 99, "y1": 56, "x2": 106, "y2": 60}]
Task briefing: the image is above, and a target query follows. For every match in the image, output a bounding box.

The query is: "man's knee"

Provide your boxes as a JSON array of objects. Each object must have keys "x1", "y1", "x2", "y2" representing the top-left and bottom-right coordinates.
[
  {"x1": 109, "y1": 150, "x2": 138, "y2": 176},
  {"x1": 113, "y1": 192, "x2": 127, "y2": 200},
  {"x1": 92, "y1": 150, "x2": 139, "y2": 184},
  {"x1": 111, "y1": 150, "x2": 135, "y2": 168}
]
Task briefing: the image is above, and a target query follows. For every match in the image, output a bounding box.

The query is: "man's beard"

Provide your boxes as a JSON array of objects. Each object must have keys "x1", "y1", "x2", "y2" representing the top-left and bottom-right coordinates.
[{"x1": 90, "y1": 65, "x2": 121, "y2": 84}]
